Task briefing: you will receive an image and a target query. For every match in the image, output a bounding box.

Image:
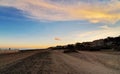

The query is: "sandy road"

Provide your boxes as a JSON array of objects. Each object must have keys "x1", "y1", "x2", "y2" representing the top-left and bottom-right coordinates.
[
  {"x1": 52, "y1": 50, "x2": 120, "y2": 74},
  {"x1": 0, "y1": 50, "x2": 120, "y2": 74}
]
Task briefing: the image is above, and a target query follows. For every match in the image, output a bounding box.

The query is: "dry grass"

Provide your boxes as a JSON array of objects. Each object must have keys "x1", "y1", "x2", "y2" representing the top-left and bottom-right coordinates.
[
  {"x1": 0, "y1": 50, "x2": 52, "y2": 74},
  {"x1": 0, "y1": 50, "x2": 19, "y2": 54},
  {"x1": 0, "y1": 50, "x2": 40, "y2": 69}
]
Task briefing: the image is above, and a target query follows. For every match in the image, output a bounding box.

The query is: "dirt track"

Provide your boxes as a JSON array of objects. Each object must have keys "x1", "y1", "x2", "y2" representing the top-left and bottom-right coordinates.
[{"x1": 0, "y1": 50, "x2": 120, "y2": 74}]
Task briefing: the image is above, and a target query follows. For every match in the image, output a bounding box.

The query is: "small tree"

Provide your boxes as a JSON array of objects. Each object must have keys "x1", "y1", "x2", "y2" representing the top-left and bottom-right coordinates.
[
  {"x1": 64, "y1": 44, "x2": 77, "y2": 53},
  {"x1": 9, "y1": 48, "x2": 11, "y2": 50},
  {"x1": 75, "y1": 43, "x2": 85, "y2": 50}
]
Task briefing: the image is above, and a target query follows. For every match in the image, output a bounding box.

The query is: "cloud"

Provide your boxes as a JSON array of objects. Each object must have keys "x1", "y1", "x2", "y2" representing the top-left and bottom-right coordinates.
[
  {"x1": 0, "y1": 0, "x2": 120, "y2": 23},
  {"x1": 54, "y1": 37, "x2": 61, "y2": 41},
  {"x1": 100, "y1": 25, "x2": 111, "y2": 29},
  {"x1": 77, "y1": 26, "x2": 120, "y2": 42}
]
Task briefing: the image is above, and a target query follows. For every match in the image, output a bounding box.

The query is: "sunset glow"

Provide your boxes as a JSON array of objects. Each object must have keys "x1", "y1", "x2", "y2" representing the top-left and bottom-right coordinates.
[{"x1": 0, "y1": 0, "x2": 120, "y2": 48}]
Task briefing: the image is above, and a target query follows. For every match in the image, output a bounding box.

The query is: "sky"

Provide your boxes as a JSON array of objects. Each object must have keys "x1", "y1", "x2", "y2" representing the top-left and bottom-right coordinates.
[{"x1": 0, "y1": 0, "x2": 120, "y2": 49}]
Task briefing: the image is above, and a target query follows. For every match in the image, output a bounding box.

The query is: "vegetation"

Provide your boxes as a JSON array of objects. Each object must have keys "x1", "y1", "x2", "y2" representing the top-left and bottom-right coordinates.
[
  {"x1": 49, "y1": 36, "x2": 120, "y2": 52},
  {"x1": 64, "y1": 44, "x2": 78, "y2": 53}
]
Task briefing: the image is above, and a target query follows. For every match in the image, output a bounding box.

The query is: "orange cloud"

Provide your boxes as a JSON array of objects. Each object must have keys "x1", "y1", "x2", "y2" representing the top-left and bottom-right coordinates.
[{"x1": 54, "y1": 37, "x2": 61, "y2": 41}]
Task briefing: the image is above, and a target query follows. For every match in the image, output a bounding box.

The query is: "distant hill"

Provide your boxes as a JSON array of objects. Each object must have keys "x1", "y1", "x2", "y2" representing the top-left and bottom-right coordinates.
[{"x1": 49, "y1": 36, "x2": 120, "y2": 51}]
